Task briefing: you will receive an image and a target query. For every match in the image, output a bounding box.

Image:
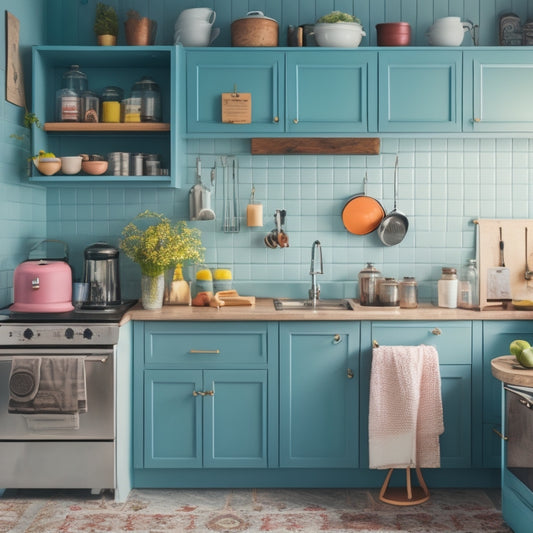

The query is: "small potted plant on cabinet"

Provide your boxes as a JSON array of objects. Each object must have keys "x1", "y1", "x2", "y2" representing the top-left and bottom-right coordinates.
[{"x1": 94, "y1": 2, "x2": 119, "y2": 46}]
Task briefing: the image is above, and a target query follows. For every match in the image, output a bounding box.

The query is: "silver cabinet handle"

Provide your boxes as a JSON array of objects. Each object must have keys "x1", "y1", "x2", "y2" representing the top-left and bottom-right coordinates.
[
  {"x1": 333, "y1": 334, "x2": 341, "y2": 344},
  {"x1": 347, "y1": 368, "x2": 354, "y2": 379},
  {"x1": 432, "y1": 328, "x2": 442, "y2": 336},
  {"x1": 189, "y1": 349, "x2": 220, "y2": 355}
]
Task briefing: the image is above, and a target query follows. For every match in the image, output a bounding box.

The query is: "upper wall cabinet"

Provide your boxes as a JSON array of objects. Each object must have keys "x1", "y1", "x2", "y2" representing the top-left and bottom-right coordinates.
[
  {"x1": 31, "y1": 46, "x2": 184, "y2": 187},
  {"x1": 186, "y1": 50, "x2": 285, "y2": 135},
  {"x1": 286, "y1": 51, "x2": 377, "y2": 133},
  {"x1": 378, "y1": 50, "x2": 462, "y2": 133},
  {"x1": 463, "y1": 50, "x2": 533, "y2": 133},
  {"x1": 185, "y1": 48, "x2": 377, "y2": 136}
]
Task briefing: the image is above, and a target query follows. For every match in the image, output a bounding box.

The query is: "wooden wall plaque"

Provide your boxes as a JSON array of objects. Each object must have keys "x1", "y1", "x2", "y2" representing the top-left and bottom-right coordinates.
[
  {"x1": 221, "y1": 92, "x2": 251, "y2": 124},
  {"x1": 251, "y1": 138, "x2": 380, "y2": 155}
]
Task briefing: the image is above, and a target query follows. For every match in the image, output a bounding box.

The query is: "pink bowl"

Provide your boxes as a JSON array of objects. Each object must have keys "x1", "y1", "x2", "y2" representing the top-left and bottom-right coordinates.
[
  {"x1": 376, "y1": 22, "x2": 411, "y2": 46},
  {"x1": 82, "y1": 160, "x2": 108, "y2": 176}
]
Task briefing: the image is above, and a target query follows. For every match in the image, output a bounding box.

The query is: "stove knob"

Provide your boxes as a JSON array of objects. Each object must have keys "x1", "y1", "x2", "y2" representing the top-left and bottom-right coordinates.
[
  {"x1": 65, "y1": 327, "x2": 74, "y2": 340},
  {"x1": 83, "y1": 328, "x2": 93, "y2": 340},
  {"x1": 23, "y1": 328, "x2": 34, "y2": 340}
]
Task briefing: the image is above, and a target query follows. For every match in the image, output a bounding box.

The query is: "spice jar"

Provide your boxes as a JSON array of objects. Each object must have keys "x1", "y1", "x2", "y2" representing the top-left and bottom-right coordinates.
[
  {"x1": 379, "y1": 278, "x2": 400, "y2": 307},
  {"x1": 101, "y1": 86, "x2": 124, "y2": 123},
  {"x1": 80, "y1": 90, "x2": 99, "y2": 122},
  {"x1": 56, "y1": 87, "x2": 80, "y2": 121},
  {"x1": 399, "y1": 277, "x2": 418, "y2": 308},
  {"x1": 358, "y1": 263, "x2": 381, "y2": 306},
  {"x1": 438, "y1": 267, "x2": 458, "y2": 308}
]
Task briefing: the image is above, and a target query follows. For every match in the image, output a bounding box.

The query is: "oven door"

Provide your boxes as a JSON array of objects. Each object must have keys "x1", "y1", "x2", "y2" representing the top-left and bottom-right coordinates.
[
  {"x1": 0, "y1": 347, "x2": 114, "y2": 440},
  {"x1": 505, "y1": 384, "x2": 533, "y2": 491}
]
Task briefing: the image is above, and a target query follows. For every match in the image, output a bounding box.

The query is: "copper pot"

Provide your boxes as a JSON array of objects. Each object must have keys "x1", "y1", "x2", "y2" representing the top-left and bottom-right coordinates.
[
  {"x1": 231, "y1": 11, "x2": 279, "y2": 47},
  {"x1": 376, "y1": 22, "x2": 411, "y2": 46}
]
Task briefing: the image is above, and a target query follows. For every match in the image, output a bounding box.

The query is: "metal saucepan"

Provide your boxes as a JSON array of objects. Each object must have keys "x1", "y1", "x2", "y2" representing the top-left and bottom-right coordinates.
[
  {"x1": 378, "y1": 155, "x2": 409, "y2": 246},
  {"x1": 342, "y1": 174, "x2": 385, "y2": 235}
]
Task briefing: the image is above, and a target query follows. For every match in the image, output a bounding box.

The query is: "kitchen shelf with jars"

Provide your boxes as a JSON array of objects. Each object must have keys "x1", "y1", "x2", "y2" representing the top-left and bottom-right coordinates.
[{"x1": 30, "y1": 46, "x2": 185, "y2": 187}]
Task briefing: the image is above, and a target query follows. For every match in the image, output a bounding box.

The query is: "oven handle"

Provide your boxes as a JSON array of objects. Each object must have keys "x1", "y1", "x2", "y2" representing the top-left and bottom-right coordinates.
[
  {"x1": 0, "y1": 355, "x2": 109, "y2": 363},
  {"x1": 504, "y1": 385, "x2": 533, "y2": 409}
]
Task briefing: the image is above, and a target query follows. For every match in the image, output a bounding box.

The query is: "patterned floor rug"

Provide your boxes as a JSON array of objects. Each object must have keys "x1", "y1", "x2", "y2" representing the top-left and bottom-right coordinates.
[{"x1": 0, "y1": 487, "x2": 511, "y2": 533}]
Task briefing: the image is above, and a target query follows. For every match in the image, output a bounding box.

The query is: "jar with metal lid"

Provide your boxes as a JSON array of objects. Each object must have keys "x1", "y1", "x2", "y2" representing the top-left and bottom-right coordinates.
[
  {"x1": 80, "y1": 90, "x2": 99, "y2": 122},
  {"x1": 101, "y1": 86, "x2": 124, "y2": 123},
  {"x1": 62, "y1": 64, "x2": 88, "y2": 92},
  {"x1": 438, "y1": 267, "x2": 458, "y2": 308},
  {"x1": 399, "y1": 276, "x2": 418, "y2": 308},
  {"x1": 379, "y1": 277, "x2": 400, "y2": 307},
  {"x1": 358, "y1": 262, "x2": 381, "y2": 306},
  {"x1": 131, "y1": 77, "x2": 161, "y2": 122}
]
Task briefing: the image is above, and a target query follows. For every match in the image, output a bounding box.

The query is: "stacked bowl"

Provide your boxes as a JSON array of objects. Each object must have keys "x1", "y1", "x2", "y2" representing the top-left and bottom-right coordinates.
[{"x1": 174, "y1": 8, "x2": 220, "y2": 46}]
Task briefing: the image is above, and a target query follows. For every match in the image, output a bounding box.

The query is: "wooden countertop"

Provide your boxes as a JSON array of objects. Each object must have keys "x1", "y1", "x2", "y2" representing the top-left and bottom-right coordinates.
[
  {"x1": 121, "y1": 298, "x2": 533, "y2": 324},
  {"x1": 491, "y1": 355, "x2": 533, "y2": 387}
]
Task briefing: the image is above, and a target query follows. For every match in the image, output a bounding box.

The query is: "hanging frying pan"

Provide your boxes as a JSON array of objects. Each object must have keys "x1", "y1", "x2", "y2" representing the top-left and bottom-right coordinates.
[
  {"x1": 378, "y1": 155, "x2": 409, "y2": 246},
  {"x1": 342, "y1": 174, "x2": 385, "y2": 235}
]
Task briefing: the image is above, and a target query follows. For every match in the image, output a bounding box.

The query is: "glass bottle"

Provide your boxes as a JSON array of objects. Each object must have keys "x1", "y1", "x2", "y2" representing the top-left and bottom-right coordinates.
[
  {"x1": 458, "y1": 259, "x2": 479, "y2": 309},
  {"x1": 438, "y1": 267, "x2": 458, "y2": 308},
  {"x1": 399, "y1": 276, "x2": 418, "y2": 308},
  {"x1": 358, "y1": 263, "x2": 381, "y2": 306}
]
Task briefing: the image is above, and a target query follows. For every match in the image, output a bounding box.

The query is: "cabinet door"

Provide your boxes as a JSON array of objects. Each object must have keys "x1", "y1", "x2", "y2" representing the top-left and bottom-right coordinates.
[
  {"x1": 378, "y1": 50, "x2": 462, "y2": 133},
  {"x1": 204, "y1": 369, "x2": 268, "y2": 468},
  {"x1": 279, "y1": 322, "x2": 359, "y2": 468},
  {"x1": 144, "y1": 369, "x2": 202, "y2": 468},
  {"x1": 186, "y1": 50, "x2": 284, "y2": 134},
  {"x1": 464, "y1": 51, "x2": 533, "y2": 132},
  {"x1": 482, "y1": 321, "x2": 533, "y2": 467},
  {"x1": 368, "y1": 322, "x2": 472, "y2": 468},
  {"x1": 286, "y1": 51, "x2": 377, "y2": 133}
]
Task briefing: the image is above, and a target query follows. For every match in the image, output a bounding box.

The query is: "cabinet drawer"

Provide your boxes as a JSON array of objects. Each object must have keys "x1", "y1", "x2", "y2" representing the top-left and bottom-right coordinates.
[
  {"x1": 144, "y1": 322, "x2": 269, "y2": 366},
  {"x1": 371, "y1": 321, "x2": 472, "y2": 364}
]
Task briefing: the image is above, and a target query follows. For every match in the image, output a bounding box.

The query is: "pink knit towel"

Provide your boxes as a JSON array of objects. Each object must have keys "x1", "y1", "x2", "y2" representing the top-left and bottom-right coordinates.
[{"x1": 369, "y1": 345, "x2": 444, "y2": 469}]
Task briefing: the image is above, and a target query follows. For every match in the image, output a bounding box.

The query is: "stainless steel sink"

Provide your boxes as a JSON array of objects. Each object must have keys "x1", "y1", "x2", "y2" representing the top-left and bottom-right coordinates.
[{"x1": 273, "y1": 298, "x2": 354, "y2": 311}]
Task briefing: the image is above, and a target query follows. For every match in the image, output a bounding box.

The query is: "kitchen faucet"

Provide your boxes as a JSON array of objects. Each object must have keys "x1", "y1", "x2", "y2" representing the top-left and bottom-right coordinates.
[{"x1": 309, "y1": 240, "x2": 324, "y2": 305}]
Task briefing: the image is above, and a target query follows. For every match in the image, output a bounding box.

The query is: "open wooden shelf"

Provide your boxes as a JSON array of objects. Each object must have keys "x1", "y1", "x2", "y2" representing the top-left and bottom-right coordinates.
[{"x1": 43, "y1": 122, "x2": 170, "y2": 132}]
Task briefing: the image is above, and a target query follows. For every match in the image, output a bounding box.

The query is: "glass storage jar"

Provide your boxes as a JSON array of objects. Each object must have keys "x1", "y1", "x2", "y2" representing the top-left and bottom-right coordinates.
[
  {"x1": 358, "y1": 263, "x2": 381, "y2": 306},
  {"x1": 101, "y1": 86, "x2": 124, "y2": 123},
  {"x1": 399, "y1": 276, "x2": 418, "y2": 308},
  {"x1": 379, "y1": 277, "x2": 400, "y2": 307},
  {"x1": 131, "y1": 77, "x2": 161, "y2": 122},
  {"x1": 438, "y1": 267, "x2": 458, "y2": 308},
  {"x1": 56, "y1": 87, "x2": 80, "y2": 122},
  {"x1": 62, "y1": 64, "x2": 88, "y2": 92},
  {"x1": 80, "y1": 90, "x2": 99, "y2": 122}
]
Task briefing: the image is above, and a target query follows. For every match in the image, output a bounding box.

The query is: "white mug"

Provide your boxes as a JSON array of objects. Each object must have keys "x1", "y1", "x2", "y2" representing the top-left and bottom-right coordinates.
[
  {"x1": 176, "y1": 8, "x2": 216, "y2": 25},
  {"x1": 175, "y1": 24, "x2": 220, "y2": 46}
]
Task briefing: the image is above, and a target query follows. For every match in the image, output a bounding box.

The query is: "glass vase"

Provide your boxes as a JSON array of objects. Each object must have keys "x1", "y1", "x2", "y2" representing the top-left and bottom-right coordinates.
[{"x1": 141, "y1": 273, "x2": 165, "y2": 310}]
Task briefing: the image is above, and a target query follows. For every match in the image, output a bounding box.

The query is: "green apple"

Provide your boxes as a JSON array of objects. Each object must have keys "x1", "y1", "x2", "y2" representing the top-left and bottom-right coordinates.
[
  {"x1": 510, "y1": 339, "x2": 531, "y2": 358},
  {"x1": 518, "y1": 347, "x2": 533, "y2": 368}
]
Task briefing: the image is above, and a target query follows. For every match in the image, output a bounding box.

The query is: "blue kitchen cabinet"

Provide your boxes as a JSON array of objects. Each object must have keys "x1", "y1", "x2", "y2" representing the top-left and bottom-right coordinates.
[
  {"x1": 144, "y1": 368, "x2": 268, "y2": 468},
  {"x1": 481, "y1": 321, "x2": 533, "y2": 468},
  {"x1": 279, "y1": 322, "x2": 360, "y2": 468},
  {"x1": 364, "y1": 322, "x2": 473, "y2": 468},
  {"x1": 378, "y1": 50, "x2": 462, "y2": 133},
  {"x1": 286, "y1": 50, "x2": 377, "y2": 133},
  {"x1": 464, "y1": 50, "x2": 533, "y2": 132},
  {"x1": 186, "y1": 49, "x2": 284, "y2": 135},
  {"x1": 31, "y1": 46, "x2": 183, "y2": 187},
  {"x1": 134, "y1": 321, "x2": 277, "y2": 470}
]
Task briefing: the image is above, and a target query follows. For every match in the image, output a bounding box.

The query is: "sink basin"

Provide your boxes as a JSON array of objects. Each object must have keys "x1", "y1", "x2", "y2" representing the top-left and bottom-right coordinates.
[{"x1": 273, "y1": 298, "x2": 354, "y2": 311}]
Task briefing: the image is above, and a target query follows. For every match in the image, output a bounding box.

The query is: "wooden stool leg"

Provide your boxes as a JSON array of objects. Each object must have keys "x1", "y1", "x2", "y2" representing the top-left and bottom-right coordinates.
[
  {"x1": 406, "y1": 467, "x2": 413, "y2": 500},
  {"x1": 379, "y1": 468, "x2": 394, "y2": 501},
  {"x1": 378, "y1": 467, "x2": 431, "y2": 506}
]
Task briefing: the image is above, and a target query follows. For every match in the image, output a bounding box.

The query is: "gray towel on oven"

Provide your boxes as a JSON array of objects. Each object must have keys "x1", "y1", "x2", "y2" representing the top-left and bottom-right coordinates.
[{"x1": 8, "y1": 357, "x2": 87, "y2": 414}]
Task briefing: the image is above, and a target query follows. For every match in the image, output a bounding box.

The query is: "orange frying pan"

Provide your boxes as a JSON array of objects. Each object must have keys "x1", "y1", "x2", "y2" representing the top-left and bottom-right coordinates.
[{"x1": 342, "y1": 175, "x2": 385, "y2": 235}]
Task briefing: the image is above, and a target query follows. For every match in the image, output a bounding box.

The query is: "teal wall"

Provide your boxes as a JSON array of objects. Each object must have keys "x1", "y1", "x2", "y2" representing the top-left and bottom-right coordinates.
[
  {"x1": 3, "y1": 0, "x2": 533, "y2": 303},
  {"x1": 0, "y1": 0, "x2": 47, "y2": 307}
]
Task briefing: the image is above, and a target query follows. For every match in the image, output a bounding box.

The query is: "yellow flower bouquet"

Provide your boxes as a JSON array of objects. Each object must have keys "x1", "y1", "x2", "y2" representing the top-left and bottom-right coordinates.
[{"x1": 120, "y1": 210, "x2": 205, "y2": 277}]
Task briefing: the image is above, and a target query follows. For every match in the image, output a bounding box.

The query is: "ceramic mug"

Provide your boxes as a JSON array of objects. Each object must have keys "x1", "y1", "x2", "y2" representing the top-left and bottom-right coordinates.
[
  {"x1": 176, "y1": 8, "x2": 216, "y2": 25},
  {"x1": 175, "y1": 24, "x2": 220, "y2": 46}
]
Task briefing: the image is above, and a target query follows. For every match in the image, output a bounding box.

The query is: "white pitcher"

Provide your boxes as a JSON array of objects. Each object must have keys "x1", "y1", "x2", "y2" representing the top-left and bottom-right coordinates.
[{"x1": 427, "y1": 16, "x2": 473, "y2": 46}]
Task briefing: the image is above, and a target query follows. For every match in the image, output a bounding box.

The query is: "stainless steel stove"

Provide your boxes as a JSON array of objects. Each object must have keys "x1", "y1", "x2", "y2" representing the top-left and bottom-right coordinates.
[{"x1": 0, "y1": 300, "x2": 136, "y2": 496}]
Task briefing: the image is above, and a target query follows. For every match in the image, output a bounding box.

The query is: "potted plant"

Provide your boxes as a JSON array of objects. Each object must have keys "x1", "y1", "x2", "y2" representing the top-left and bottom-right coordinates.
[
  {"x1": 313, "y1": 10, "x2": 366, "y2": 47},
  {"x1": 94, "y1": 2, "x2": 119, "y2": 46},
  {"x1": 124, "y1": 9, "x2": 157, "y2": 46},
  {"x1": 120, "y1": 210, "x2": 205, "y2": 310}
]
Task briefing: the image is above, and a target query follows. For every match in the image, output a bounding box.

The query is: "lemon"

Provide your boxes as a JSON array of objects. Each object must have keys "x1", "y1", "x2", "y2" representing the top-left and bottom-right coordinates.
[
  {"x1": 214, "y1": 268, "x2": 232, "y2": 280},
  {"x1": 196, "y1": 269, "x2": 213, "y2": 281}
]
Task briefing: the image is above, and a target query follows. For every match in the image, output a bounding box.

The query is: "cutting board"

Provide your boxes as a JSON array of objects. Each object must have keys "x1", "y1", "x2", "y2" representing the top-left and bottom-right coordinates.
[
  {"x1": 215, "y1": 290, "x2": 255, "y2": 306},
  {"x1": 477, "y1": 219, "x2": 533, "y2": 310}
]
